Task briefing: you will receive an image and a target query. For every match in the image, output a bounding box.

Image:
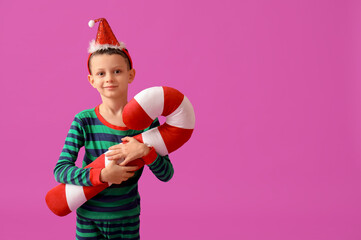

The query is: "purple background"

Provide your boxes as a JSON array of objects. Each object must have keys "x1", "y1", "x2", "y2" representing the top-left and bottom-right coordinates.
[{"x1": 1, "y1": 0, "x2": 361, "y2": 239}]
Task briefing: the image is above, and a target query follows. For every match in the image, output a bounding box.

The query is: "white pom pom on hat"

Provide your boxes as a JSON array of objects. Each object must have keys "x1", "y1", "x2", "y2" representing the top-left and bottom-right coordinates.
[{"x1": 88, "y1": 20, "x2": 95, "y2": 28}]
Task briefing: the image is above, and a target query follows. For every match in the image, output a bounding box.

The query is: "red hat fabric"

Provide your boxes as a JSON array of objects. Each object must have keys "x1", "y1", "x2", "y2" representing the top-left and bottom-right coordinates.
[{"x1": 88, "y1": 18, "x2": 133, "y2": 70}]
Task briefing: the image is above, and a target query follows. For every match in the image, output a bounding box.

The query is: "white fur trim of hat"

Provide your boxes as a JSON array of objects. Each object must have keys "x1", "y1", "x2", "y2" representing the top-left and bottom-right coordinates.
[{"x1": 88, "y1": 40, "x2": 126, "y2": 53}]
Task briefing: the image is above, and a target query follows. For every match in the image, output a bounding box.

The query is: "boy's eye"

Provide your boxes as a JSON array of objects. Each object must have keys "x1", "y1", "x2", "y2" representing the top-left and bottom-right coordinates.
[
  {"x1": 114, "y1": 70, "x2": 121, "y2": 74},
  {"x1": 97, "y1": 72, "x2": 104, "y2": 76}
]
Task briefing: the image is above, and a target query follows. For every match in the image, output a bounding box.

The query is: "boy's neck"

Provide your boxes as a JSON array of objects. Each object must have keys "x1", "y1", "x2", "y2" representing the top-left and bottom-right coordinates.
[
  {"x1": 98, "y1": 97, "x2": 128, "y2": 127},
  {"x1": 100, "y1": 95, "x2": 127, "y2": 113}
]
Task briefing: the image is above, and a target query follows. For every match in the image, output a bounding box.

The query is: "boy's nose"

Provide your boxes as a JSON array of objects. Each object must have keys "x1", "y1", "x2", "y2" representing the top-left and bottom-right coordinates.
[{"x1": 105, "y1": 74, "x2": 114, "y2": 82}]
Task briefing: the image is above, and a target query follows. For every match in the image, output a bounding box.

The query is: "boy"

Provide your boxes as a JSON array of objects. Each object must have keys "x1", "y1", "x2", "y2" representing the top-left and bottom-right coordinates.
[{"x1": 54, "y1": 18, "x2": 174, "y2": 240}]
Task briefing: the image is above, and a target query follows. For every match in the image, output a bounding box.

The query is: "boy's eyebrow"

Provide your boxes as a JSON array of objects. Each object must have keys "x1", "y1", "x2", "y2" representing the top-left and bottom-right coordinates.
[{"x1": 112, "y1": 65, "x2": 124, "y2": 68}]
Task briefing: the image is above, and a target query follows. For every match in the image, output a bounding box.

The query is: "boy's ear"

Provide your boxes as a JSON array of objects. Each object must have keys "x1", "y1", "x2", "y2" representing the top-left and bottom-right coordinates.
[
  {"x1": 128, "y1": 69, "x2": 136, "y2": 84},
  {"x1": 88, "y1": 75, "x2": 95, "y2": 88}
]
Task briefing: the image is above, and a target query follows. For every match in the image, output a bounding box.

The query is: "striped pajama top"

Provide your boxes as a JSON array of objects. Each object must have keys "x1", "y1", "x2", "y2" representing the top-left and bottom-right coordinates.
[{"x1": 54, "y1": 106, "x2": 174, "y2": 221}]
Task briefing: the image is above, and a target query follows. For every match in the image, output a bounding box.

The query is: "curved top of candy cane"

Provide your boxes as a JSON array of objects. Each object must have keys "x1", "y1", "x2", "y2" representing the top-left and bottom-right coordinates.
[
  {"x1": 135, "y1": 86, "x2": 195, "y2": 129},
  {"x1": 123, "y1": 86, "x2": 195, "y2": 156},
  {"x1": 124, "y1": 86, "x2": 195, "y2": 130}
]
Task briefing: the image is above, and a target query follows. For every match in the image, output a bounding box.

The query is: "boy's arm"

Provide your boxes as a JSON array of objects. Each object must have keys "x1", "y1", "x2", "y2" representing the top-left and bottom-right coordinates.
[
  {"x1": 144, "y1": 150, "x2": 174, "y2": 182},
  {"x1": 140, "y1": 119, "x2": 174, "y2": 181},
  {"x1": 53, "y1": 116, "x2": 102, "y2": 186}
]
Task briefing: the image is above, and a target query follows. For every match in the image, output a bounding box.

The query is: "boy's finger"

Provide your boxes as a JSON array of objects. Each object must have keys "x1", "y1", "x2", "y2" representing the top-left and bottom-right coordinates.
[
  {"x1": 123, "y1": 165, "x2": 140, "y2": 172},
  {"x1": 124, "y1": 172, "x2": 135, "y2": 178},
  {"x1": 106, "y1": 150, "x2": 120, "y2": 156},
  {"x1": 119, "y1": 158, "x2": 131, "y2": 166},
  {"x1": 107, "y1": 150, "x2": 126, "y2": 157},
  {"x1": 119, "y1": 159, "x2": 136, "y2": 168},
  {"x1": 108, "y1": 144, "x2": 122, "y2": 150},
  {"x1": 121, "y1": 137, "x2": 132, "y2": 142},
  {"x1": 105, "y1": 151, "x2": 114, "y2": 156},
  {"x1": 108, "y1": 155, "x2": 126, "y2": 161}
]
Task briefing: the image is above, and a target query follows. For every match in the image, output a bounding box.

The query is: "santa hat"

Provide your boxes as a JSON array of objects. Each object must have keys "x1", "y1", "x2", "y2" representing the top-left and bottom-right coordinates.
[{"x1": 87, "y1": 18, "x2": 133, "y2": 71}]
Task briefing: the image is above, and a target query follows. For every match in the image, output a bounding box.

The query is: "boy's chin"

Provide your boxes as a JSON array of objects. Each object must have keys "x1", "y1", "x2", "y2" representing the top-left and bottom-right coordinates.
[{"x1": 100, "y1": 92, "x2": 124, "y2": 99}]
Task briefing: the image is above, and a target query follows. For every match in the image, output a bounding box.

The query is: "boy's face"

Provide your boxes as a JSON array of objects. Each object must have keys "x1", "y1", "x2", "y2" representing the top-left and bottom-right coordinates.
[{"x1": 88, "y1": 54, "x2": 135, "y2": 100}]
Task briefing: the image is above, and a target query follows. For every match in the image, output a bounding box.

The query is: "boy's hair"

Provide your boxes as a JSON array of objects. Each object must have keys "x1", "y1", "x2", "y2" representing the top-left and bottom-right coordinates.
[{"x1": 88, "y1": 48, "x2": 132, "y2": 74}]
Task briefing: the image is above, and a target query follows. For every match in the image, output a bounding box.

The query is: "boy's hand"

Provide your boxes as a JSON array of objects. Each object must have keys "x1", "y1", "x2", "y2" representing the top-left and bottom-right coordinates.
[
  {"x1": 106, "y1": 137, "x2": 150, "y2": 166},
  {"x1": 100, "y1": 160, "x2": 138, "y2": 184}
]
